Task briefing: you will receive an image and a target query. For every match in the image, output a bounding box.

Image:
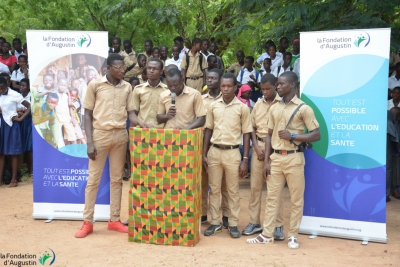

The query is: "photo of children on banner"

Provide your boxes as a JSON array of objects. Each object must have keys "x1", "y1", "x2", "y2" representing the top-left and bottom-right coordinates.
[{"x1": 32, "y1": 53, "x2": 105, "y2": 151}]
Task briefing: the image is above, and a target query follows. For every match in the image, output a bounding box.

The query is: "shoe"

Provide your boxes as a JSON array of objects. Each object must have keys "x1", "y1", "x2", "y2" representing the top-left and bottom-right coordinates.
[
  {"x1": 391, "y1": 188, "x2": 400, "y2": 199},
  {"x1": 201, "y1": 215, "x2": 207, "y2": 224},
  {"x1": 204, "y1": 224, "x2": 222, "y2": 236},
  {"x1": 288, "y1": 236, "x2": 299, "y2": 249},
  {"x1": 228, "y1": 226, "x2": 241, "y2": 238},
  {"x1": 123, "y1": 177, "x2": 129, "y2": 181},
  {"x1": 108, "y1": 220, "x2": 128, "y2": 233},
  {"x1": 242, "y1": 223, "x2": 262, "y2": 235},
  {"x1": 246, "y1": 234, "x2": 274, "y2": 244},
  {"x1": 274, "y1": 226, "x2": 285, "y2": 240},
  {"x1": 122, "y1": 220, "x2": 129, "y2": 226},
  {"x1": 222, "y1": 216, "x2": 229, "y2": 229},
  {"x1": 75, "y1": 221, "x2": 93, "y2": 238}
]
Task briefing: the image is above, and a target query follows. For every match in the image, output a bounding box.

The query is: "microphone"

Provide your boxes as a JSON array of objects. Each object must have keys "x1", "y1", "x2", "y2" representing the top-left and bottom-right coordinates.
[{"x1": 171, "y1": 92, "x2": 176, "y2": 108}]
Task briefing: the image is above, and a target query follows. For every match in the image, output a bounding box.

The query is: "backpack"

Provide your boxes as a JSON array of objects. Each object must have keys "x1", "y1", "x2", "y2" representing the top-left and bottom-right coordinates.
[
  {"x1": 276, "y1": 66, "x2": 293, "y2": 76},
  {"x1": 185, "y1": 50, "x2": 203, "y2": 70},
  {"x1": 240, "y1": 69, "x2": 259, "y2": 85},
  {"x1": 125, "y1": 63, "x2": 136, "y2": 74}
]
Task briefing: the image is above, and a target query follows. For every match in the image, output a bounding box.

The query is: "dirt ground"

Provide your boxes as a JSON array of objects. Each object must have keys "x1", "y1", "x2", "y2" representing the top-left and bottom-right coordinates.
[{"x1": 0, "y1": 180, "x2": 399, "y2": 267}]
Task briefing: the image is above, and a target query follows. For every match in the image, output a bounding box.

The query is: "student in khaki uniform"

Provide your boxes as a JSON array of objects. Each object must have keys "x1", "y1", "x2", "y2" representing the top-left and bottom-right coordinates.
[
  {"x1": 120, "y1": 39, "x2": 137, "y2": 64},
  {"x1": 201, "y1": 69, "x2": 230, "y2": 228},
  {"x1": 124, "y1": 54, "x2": 146, "y2": 82},
  {"x1": 75, "y1": 54, "x2": 150, "y2": 238},
  {"x1": 227, "y1": 51, "x2": 245, "y2": 78},
  {"x1": 156, "y1": 68, "x2": 206, "y2": 129},
  {"x1": 246, "y1": 72, "x2": 320, "y2": 249},
  {"x1": 180, "y1": 38, "x2": 208, "y2": 93},
  {"x1": 241, "y1": 74, "x2": 285, "y2": 239},
  {"x1": 138, "y1": 39, "x2": 153, "y2": 61},
  {"x1": 132, "y1": 58, "x2": 167, "y2": 128},
  {"x1": 203, "y1": 72, "x2": 253, "y2": 238}
]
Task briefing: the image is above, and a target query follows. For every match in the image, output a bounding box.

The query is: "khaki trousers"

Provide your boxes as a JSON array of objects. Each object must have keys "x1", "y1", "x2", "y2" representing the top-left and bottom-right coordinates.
[
  {"x1": 249, "y1": 140, "x2": 284, "y2": 225},
  {"x1": 186, "y1": 78, "x2": 204, "y2": 93},
  {"x1": 83, "y1": 128, "x2": 128, "y2": 222},
  {"x1": 207, "y1": 146, "x2": 241, "y2": 226},
  {"x1": 262, "y1": 152, "x2": 305, "y2": 238},
  {"x1": 202, "y1": 169, "x2": 229, "y2": 217}
]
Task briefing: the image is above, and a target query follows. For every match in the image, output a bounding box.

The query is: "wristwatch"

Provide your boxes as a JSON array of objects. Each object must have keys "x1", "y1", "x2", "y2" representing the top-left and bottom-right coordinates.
[{"x1": 290, "y1": 133, "x2": 296, "y2": 141}]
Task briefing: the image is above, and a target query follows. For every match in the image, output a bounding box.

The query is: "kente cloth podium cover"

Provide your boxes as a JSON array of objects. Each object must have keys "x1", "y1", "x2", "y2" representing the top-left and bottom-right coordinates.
[{"x1": 128, "y1": 128, "x2": 202, "y2": 246}]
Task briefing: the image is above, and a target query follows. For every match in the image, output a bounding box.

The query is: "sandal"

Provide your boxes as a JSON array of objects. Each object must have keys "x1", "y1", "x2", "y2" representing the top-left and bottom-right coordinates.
[
  {"x1": 246, "y1": 234, "x2": 274, "y2": 244},
  {"x1": 8, "y1": 181, "x2": 18, "y2": 188}
]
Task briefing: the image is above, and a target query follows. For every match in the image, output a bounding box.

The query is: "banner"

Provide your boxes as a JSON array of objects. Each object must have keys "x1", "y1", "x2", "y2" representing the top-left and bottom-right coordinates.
[
  {"x1": 28, "y1": 30, "x2": 110, "y2": 220},
  {"x1": 299, "y1": 28, "x2": 390, "y2": 243}
]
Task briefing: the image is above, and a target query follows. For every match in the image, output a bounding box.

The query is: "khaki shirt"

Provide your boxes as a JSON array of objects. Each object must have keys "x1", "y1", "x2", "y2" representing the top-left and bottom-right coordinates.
[
  {"x1": 121, "y1": 50, "x2": 137, "y2": 65},
  {"x1": 251, "y1": 95, "x2": 281, "y2": 139},
  {"x1": 180, "y1": 51, "x2": 208, "y2": 78},
  {"x1": 202, "y1": 91, "x2": 222, "y2": 114},
  {"x1": 268, "y1": 95, "x2": 319, "y2": 150},
  {"x1": 226, "y1": 63, "x2": 243, "y2": 78},
  {"x1": 205, "y1": 96, "x2": 253, "y2": 145},
  {"x1": 132, "y1": 81, "x2": 167, "y2": 128},
  {"x1": 138, "y1": 52, "x2": 153, "y2": 62},
  {"x1": 124, "y1": 63, "x2": 144, "y2": 81},
  {"x1": 158, "y1": 85, "x2": 206, "y2": 129},
  {"x1": 83, "y1": 75, "x2": 134, "y2": 130}
]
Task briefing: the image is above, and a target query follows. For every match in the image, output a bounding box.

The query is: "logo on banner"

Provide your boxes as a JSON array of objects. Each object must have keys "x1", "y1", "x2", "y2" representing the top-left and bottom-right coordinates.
[
  {"x1": 353, "y1": 32, "x2": 370, "y2": 48},
  {"x1": 77, "y1": 34, "x2": 91, "y2": 48},
  {"x1": 38, "y1": 248, "x2": 56, "y2": 266}
]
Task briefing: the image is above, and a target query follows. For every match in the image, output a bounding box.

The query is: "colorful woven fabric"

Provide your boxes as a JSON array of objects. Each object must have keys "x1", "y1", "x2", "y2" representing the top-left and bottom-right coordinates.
[{"x1": 128, "y1": 128, "x2": 203, "y2": 246}]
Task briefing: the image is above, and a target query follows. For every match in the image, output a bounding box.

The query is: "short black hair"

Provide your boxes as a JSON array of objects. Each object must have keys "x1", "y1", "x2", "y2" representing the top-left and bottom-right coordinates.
[
  {"x1": 174, "y1": 36, "x2": 184, "y2": 43},
  {"x1": 280, "y1": 37, "x2": 288, "y2": 42},
  {"x1": 107, "y1": 53, "x2": 124, "y2": 66},
  {"x1": 284, "y1": 52, "x2": 292, "y2": 58},
  {"x1": 43, "y1": 73, "x2": 54, "y2": 80},
  {"x1": 393, "y1": 86, "x2": 400, "y2": 92},
  {"x1": 261, "y1": 73, "x2": 277, "y2": 85},
  {"x1": 166, "y1": 68, "x2": 182, "y2": 79},
  {"x1": 123, "y1": 39, "x2": 131, "y2": 46},
  {"x1": 129, "y1": 76, "x2": 140, "y2": 84},
  {"x1": 0, "y1": 37, "x2": 6, "y2": 42},
  {"x1": 202, "y1": 39, "x2": 209, "y2": 43},
  {"x1": 142, "y1": 67, "x2": 147, "y2": 75},
  {"x1": 268, "y1": 44, "x2": 277, "y2": 50},
  {"x1": 192, "y1": 38, "x2": 202, "y2": 45},
  {"x1": 70, "y1": 88, "x2": 79, "y2": 95},
  {"x1": 148, "y1": 58, "x2": 164, "y2": 70},
  {"x1": 265, "y1": 40, "x2": 275, "y2": 46},
  {"x1": 264, "y1": 58, "x2": 272, "y2": 63},
  {"x1": 47, "y1": 93, "x2": 59, "y2": 101},
  {"x1": 137, "y1": 54, "x2": 146, "y2": 61},
  {"x1": 207, "y1": 55, "x2": 217, "y2": 63},
  {"x1": 171, "y1": 45, "x2": 179, "y2": 50},
  {"x1": 20, "y1": 78, "x2": 30, "y2": 87},
  {"x1": 144, "y1": 39, "x2": 153, "y2": 45},
  {"x1": 152, "y1": 47, "x2": 160, "y2": 53},
  {"x1": 18, "y1": 55, "x2": 28, "y2": 61},
  {"x1": 13, "y1": 38, "x2": 21, "y2": 44},
  {"x1": 160, "y1": 45, "x2": 168, "y2": 50},
  {"x1": 0, "y1": 76, "x2": 7, "y2": 86},
  {"x1": 245, "y1": 56, "x2": 254, "y2": 63},
  {"x1": 280, "y1": 71, "x2": 298, "y2": 84},
  {"x1": 221, "y1": 73, "x2": 237, "y2": 85},
  {"x1": 236, "y1": 50, "x2": 244, "y2": 56},
  {"x1": 208, "y1": 68, "x2": 223, "y2": 79},
  {"x1": 112, "y1": 37, "x2": 121, "y2": 44},
  {"x1": 0, "y1": 73, "x2": 10, "y2": 78}
]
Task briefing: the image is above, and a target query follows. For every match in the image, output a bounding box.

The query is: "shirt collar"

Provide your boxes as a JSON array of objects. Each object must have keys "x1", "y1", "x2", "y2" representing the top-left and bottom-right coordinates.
[
  {"x1": 144, "y1": 80, "x2": 163, "y2": 89},
  {"x1": 263, "y1": 94, "x2": 281, "y2": 103},
  {"x1": 216, "y1": 96, "x2": 241, "y2": 106},
  {"x1": 205, "y1": 91, "x2": 222, "y2": 99},
  {"x1": 280, "y1": 94, "x2": 301, "y2": 105},
  {"x1": 102, "y1": 75, "x2": 125, "y2": 85},
  {"x1": 41, "y1": 103, "x2": 54, "y2": 116}
]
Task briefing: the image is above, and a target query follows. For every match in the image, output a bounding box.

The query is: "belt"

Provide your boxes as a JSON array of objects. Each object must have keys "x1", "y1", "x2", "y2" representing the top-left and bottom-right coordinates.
[
  {"x1": 256, "y1": 135, "x2": 265, "y2": 142},
  {"x1": 212, "y1": 144, "x2": 240, "y2": 150},
  {"x1": 274, "y1": 149, "x2": 301, "y2": 155},
  {"x1": 186, "y1": 76, "x2": 203, "y2": 80}
]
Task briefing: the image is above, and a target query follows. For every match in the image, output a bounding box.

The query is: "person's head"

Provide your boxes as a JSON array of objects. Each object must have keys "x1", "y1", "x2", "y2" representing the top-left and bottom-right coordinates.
[
  {"x1": 392, "y1": 87, "x2": 400, "y2": 100},
  {"x1": 220, "y1": 73, "x2": 237, "y2": 99},
  {"x1": 57, "y1": 77, "x2": 68, "y2": 93},
  {"x1": 123, "y1": 40, "x2": 132, "y2": 53},
  {"x1": 0, "y1": 72, "x2": 10, "y2": 86},
  {"x1": 244, "y1": 56, "x2": 254, "y2": 70},
  {"x1": 191, "y1": 38, "x2": 202, "y2": 52},
  {"x1": 46, "y1": 65, "x2": 54, "y2": 74},
  {"x1": 128, "y1": 76, "x2": 140, "y2": 89},
  {"x1": 144, "y1": 40, "x2": 153, "y2": 54},
  {"x1": 268, "y1": 44, "x2": 277, "y2": 58},
  {"x1": 69, "y1": 68, "x2": 76, "y2": 80},
  {"x1": 283, "y1": 52, "x2": 292, "y2": 67},
  {"x1": 19, "y1": 78, "x2": 30, "y2": 94},
  {"x1": 0, "y1": 76, "x2": 7, "y2": 92},
  {"x1": 77, "y1": 54, "x2": 87, "y2": 66},
  {"x1": 236, "y1": 51, "x2": 245, "y2": 64},
  {"x1": 171, "y1": 45, "x2": 180, "y2": 59},
  {"x1": 2, "y1": 42, "x2": 11, "y2": 54},
  {"x1": 207, "y1": 55, "x2": 218, "y2": 69},
  {"x1": 137, "y1": 54, "x2": 147, "y2": 68},
  {"x1": 173, "y1": 36, "x2": 184, "y2": 51},
  {"x1": 106, "y1": 53, "x2": 125, "y2": 80},
  {"x1": 142, "y1": 67, "x2": 148, "y2": 81},
  {"x1": 151, "y1": 47, "x2": 160, "y2": 58},
  {"x1": 279, "y1": 37, "x2": 289, "y2": 51},
  {"x1": 264, "y1": 40, "x2": 275, "y2": 53},
  {"x1": 164, "y1": 64, "x2": 178, "y2": 75},
  {"x1": 43, "y1": 74, "x2": 54, "y2": 89},
  {"x1": 13, "y1": 38, "x2": 22, "y2": 52},
  {"x1": 69, "y1": 88, "x2": 79, "y2": 101},
  {"x1": 71, "y1": 78, "x2": 80, "y2": 90},
  {"x1": 293, "y1": 38, "x2": 300, "y2": 54},
  {"x1": 260, "y1": 74, "x2": 277, "y2": 100},
  {"x1": 263, "y1": 58, "x2": 272, "y2": 70},
  {"x1": 160, "y1": 45, "x2": 168, "y2": 59},
  {"x1": 112, "y1": 37, "x2": 121, "y2": 53},
  {"x1": 57, "y1": 70, "x2": 67, "y2": 80},
  {"x1": 209, "y1": 42, "x2": 218, "y2": 54},
  {"x1": 46, "y1": 93, "x2": 59, "y2": 110},
  {"x1": 201, "y1": 39, "x2": 210, "y2": 52},
  {"x1": 147, "y1": 58, "x2": 163, "y2": 81},
  {"x1": 165, "y1": 68, "x2": 184, "y2": 94},
  {"x1": 238, "y1": 84, "x2": 252, "y2": 100},
  {"x1": 18, "y1": 55, "x2": 28, "y2": 68},
  {"x1": 276, "y1": 72, "x2": 298, "y2": 97},
  {"x1": 207, "y1": 68, "x2": 223, "y2": 90},
  {"x1": 86, "y1": 69, "x2": 97, "y2": 82}
]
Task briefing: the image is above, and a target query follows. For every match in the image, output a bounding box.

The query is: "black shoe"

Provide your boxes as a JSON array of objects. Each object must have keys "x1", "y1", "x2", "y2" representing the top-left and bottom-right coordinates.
[
  {"x1": 122, "y1": 220, "x2": 129, "y2": 226},
  {"x1": 386, "y1": 196, "x2": 391, "y2": 202},
  {"x1": 274, "y1": 226, "x2": 285, "y2": 240},
  {"x1": 222, "y1": 216, "x2": 229, "y2": 229},
  {"x1": 228, "y1": 226, "x2": 241, "y2": 238},
  {"x1": 123, "y1": 177, "x2": 129, "y2": 181},
  {"x1": 241, "y1": 223, "x2": 262, "y2": 236},
  {"x1": 201, "y1": 215, "x2": 207, "y2": 224},
  {"x1": 204, "y1": 224, "x2": 222, "y2": 236}
]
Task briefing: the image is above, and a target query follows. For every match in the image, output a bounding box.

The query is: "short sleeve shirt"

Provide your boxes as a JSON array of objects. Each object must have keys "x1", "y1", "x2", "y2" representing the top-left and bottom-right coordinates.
[
  {"x1": 82, "y1": 75, "x2": 134, "y2": 130},
  {"x1": 268, "y1": 95, "x2": 319, "y2": 150},
  {"x1": 11, "y1": 68, "x2": 29, "y2": 82},
  {"x1": 124, "y1": 64, "x2": 144, "y2": 81},
  {"x1": 205, "y1": 96, "x2": 253, "y2": 145},
  {"x1": 237, "y1": 68, "x2": 261, "y2": 84},
  {"x1": 180, "y1": 51, "x2": 208, "y2": 78},
  {"x1": 158, "y1": 85, "x2": 206, "y2": 129},
  {"x1": 251, "y1": 95, "x2": 281, "y2": 139},
  {"x1": 389, "y1": 76, "x2": 400, "y2": 90},
  {"x1": 226, "y1": 63, "x2": 243, "y2": 78},
  {"x1": 132, "y1": 81, "x2": 167, "y2": 128}
]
